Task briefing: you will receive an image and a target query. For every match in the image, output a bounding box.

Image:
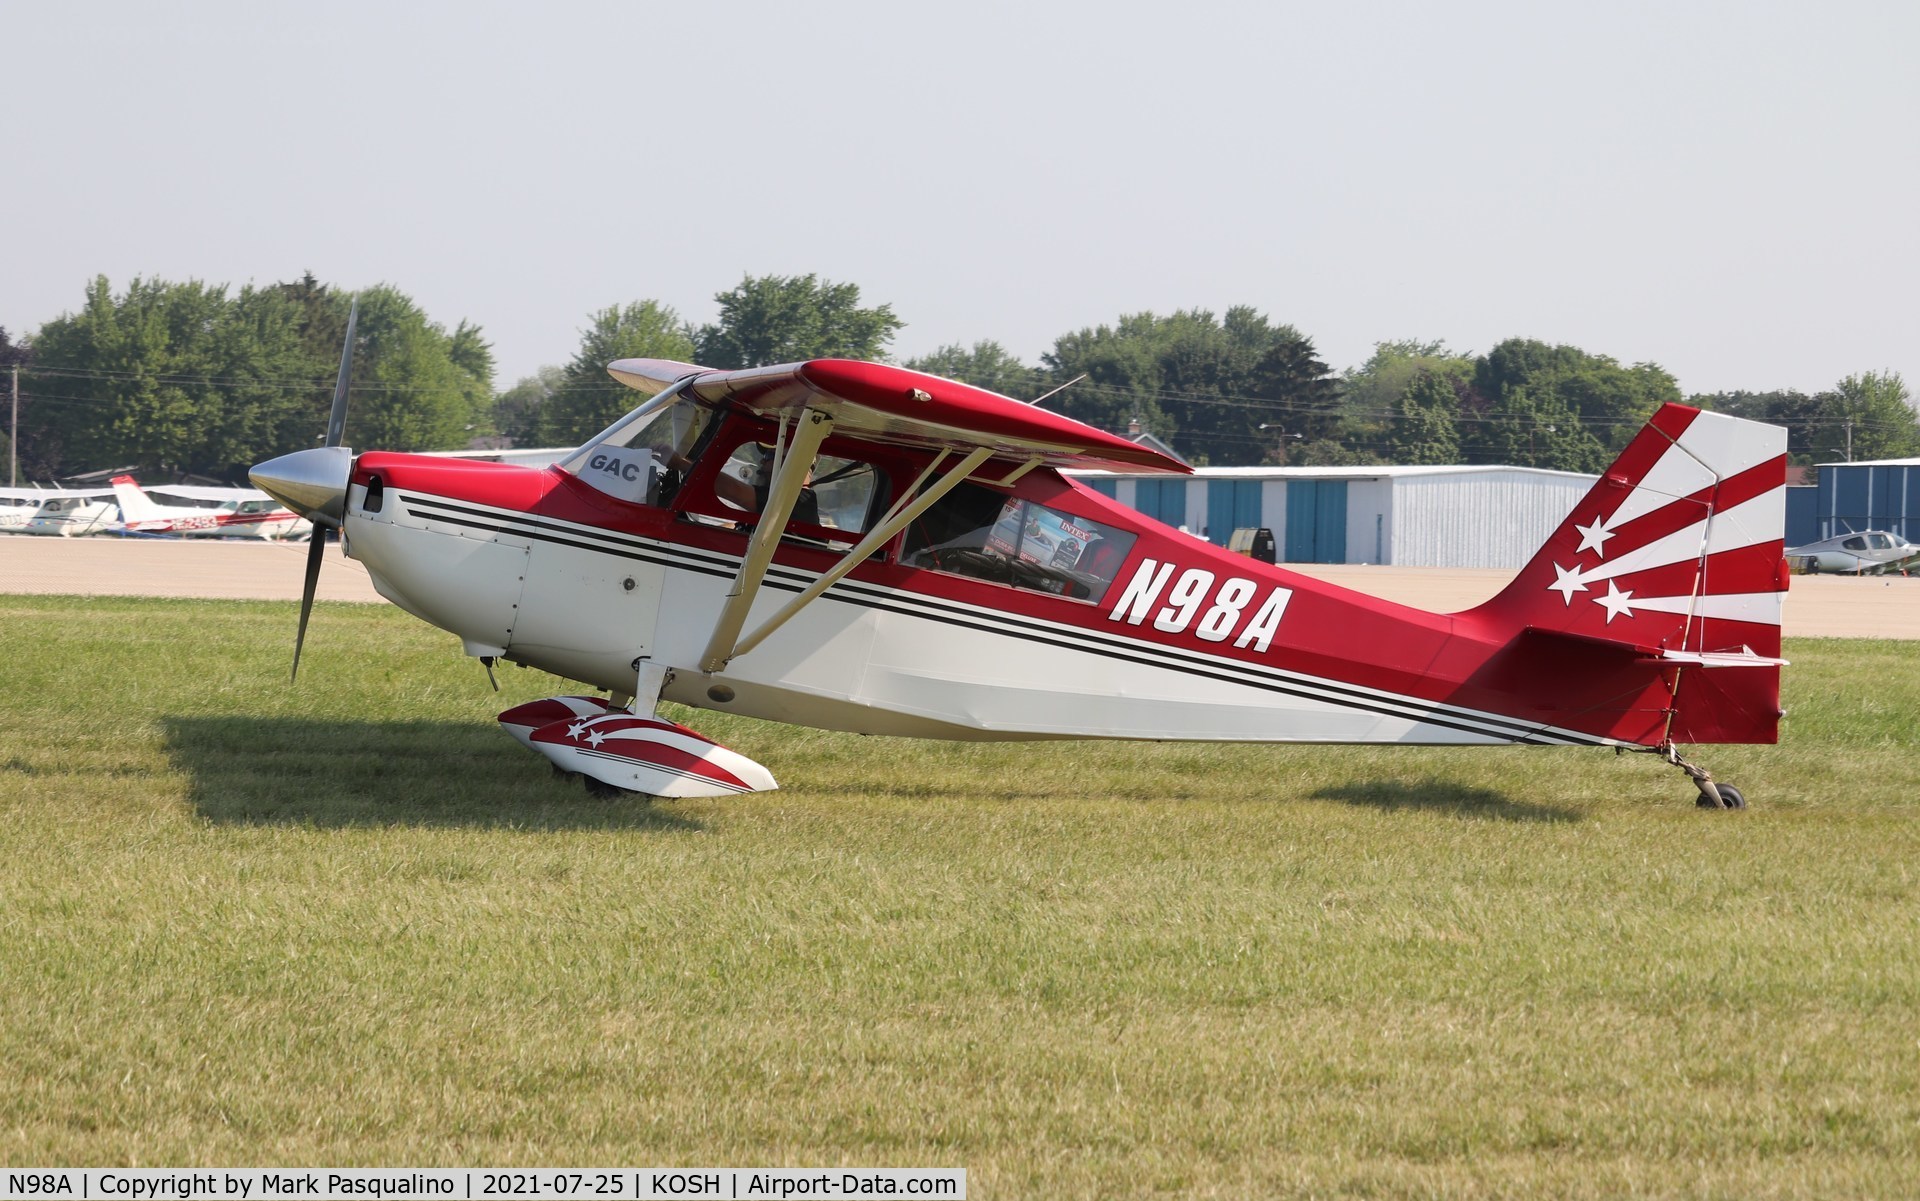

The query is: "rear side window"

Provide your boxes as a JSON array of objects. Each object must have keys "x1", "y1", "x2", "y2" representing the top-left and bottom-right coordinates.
[{"x1": 903, "y1": 483, "x2": 1136, "y2": 602}]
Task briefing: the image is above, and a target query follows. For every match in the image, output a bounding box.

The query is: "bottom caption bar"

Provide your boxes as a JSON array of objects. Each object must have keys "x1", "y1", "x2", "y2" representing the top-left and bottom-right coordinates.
[{"x1": 0, "y1": 1171, "x2": 965, "y2": 1201}]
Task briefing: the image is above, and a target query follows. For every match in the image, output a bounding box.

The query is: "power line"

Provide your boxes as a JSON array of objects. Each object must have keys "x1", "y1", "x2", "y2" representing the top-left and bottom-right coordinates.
[{"x1": 19, "y1": 363, "x2": 637, "y2": 397}]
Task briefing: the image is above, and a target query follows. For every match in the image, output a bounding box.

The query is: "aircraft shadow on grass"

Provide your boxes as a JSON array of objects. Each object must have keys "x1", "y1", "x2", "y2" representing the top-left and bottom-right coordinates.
[
  {"x1": 1310, "y1": 777, "x2": 1582, "y2": 823},
  {"x1": 161, "y1": 716, "x2": 703, "y2": 832}
]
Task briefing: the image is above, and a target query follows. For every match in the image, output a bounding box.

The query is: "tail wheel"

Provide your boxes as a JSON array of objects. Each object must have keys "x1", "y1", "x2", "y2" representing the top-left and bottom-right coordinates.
[{"x1": 1695, "y1": 782, "x2": 1747, "y2": 810}]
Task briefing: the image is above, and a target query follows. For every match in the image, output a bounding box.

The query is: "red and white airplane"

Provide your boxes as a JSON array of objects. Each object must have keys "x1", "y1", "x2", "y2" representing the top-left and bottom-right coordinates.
[
  {"x1": 111, "y1": 475, "x2": 310, "y2": 539},
  {"x1": 253, "y1": 307, "x2": 1786, "y2": 809}
]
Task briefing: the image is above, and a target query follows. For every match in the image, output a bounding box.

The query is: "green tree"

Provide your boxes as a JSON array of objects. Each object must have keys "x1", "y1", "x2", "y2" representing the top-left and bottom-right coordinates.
[
  {"x1": 1039, "y1": 312, "x2": 1177, "y2": 445},
  {"x1": 1387, "y1": 368, "x2": 1463, "y2": 464},
  {"x1": 447, "y1": 319, "x2": 497, "y2": 438},
  {"x1": 1467, "y1": 382, "x2": 1609, "y2": 471},
  {"x1": 347, "y1": 285, "x2": 494, "y2": 452},
  {"x1": 1, "y1": 326, "x2": 32, "y2": 481},
  {"x1": 1463, "y1": 338, "x2": 1676, "y2": 469},
  {"x1": 20, "y1": 274, "x2": 491, "y2": 477},
  {"x1": 193, "y1": 281, "x2": 334, "y2": 474},
  {"x1": 1342, "y1": 339, "x2": 1473, "y2": 448},
  {"x1": 1040, "y1": 307, "x2": 1339, "y2": 466},
  {"x1": 24, "y1": 275, "x2": 228, "y2": 476},
  {"x1": 1291, "y1": 438, "x2": 1385, "y2": 467},
  {"x1": 904, "y1": 340, "x2": 1038, "y2": 399},
  {"x1": 494, "y1": 365, "x2": 565, "y2": 447},
  {"x1": 1813, "y1": 371, "x2": 1919, "y2": 462},
  {"x1": 694, "y1": 274, "x2": 902, "y2": 370},
  {"x1": 537, "y1": 301, "x2": 695, "y2": 446}
]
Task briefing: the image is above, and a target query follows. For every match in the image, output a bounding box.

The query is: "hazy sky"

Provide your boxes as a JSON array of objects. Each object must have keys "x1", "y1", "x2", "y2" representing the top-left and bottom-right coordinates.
[{"x1": 6, "y1": 1, "x2": 1915, "y2": 398}]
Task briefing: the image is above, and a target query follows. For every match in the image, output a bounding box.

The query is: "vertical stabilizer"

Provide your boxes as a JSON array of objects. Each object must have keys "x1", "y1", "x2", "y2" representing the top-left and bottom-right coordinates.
[
  {"x1": 109, "y1": 475, "x2": 172, "y2": 525},
  {"x1": 1470, "y1": 403, "x2": 1788, "y2": 742}
]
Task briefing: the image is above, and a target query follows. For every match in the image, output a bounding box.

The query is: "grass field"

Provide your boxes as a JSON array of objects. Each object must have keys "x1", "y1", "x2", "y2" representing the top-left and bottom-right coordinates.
[{"x1": 1, "y1": 594, "x2": 1916, "y2": 1197}]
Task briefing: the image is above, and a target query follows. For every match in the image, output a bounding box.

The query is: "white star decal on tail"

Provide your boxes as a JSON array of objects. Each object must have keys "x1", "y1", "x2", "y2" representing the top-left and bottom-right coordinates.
[
  {"x1": 566, "y1": 720, "x2": 591, "y2": 740},
  {"x1": 586, "y1": 727, "x2": 609, "y2": 748},
  {"x1": 1548, "y1": 562, "x2": 1589, "y2": 605},
  {"x1": 1594, "y1": 580, "x2": 1637, "y2": 623},
  {"x1": 1574, "y1": 518, "x2": 1616, "y2": 557}
]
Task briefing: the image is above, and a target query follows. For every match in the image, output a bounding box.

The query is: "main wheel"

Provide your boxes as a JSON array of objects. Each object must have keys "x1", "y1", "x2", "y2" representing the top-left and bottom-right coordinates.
[{"x1": 582, "y1": 775, "x2": 652, "y2": 803}]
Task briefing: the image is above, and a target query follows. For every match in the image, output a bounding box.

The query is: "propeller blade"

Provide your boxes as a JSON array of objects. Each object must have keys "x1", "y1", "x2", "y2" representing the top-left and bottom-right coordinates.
[
  {"x1": 325, "y1": 298, "x2": 358, "y2": 449},
  {"x1": 290, "y1": 295, "x2": 357, "y2": 681},
  {"x1": 292, "y1": 528, "x2": 328, "y2": 681}
]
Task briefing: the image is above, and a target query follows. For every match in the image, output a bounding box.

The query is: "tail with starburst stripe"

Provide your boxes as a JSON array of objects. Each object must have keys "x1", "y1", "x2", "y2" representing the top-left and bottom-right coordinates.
[{"x1": 1469, "y1": 403, "x2": 1789, "y2": 744}]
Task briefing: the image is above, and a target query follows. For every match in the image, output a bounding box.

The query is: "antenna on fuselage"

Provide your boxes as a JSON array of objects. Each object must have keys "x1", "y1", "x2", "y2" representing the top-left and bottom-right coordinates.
[{"x1": 1027, "y1": 373, "x2": 1087, "y2": 407}]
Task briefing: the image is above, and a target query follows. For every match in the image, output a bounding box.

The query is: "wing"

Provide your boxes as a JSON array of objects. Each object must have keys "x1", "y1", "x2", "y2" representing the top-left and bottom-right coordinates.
[
  {"x1": 607, "y1": 357, "x2": 1190, "y2": 475},
  {"x1": 0, "y1": 487, "x2": 115, "y2": 500},
  {"x1": 150, "y1": 484, "x2": 273, "y2": 503}
]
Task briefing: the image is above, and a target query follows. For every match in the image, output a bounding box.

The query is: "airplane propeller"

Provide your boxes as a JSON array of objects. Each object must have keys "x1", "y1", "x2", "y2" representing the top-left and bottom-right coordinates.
[{"x1": 250, "y1": 298, "x2": 359, "y2": 680}]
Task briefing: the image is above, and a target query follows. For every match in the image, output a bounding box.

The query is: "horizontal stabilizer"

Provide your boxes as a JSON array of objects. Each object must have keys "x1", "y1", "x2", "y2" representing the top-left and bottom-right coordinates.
[
  {"x1": 1521, "y1": 626, "x2": 1788, "y2": 670},
  {"x1": 1655, "y1": 648, "x2": 1789, "y2": 668}
]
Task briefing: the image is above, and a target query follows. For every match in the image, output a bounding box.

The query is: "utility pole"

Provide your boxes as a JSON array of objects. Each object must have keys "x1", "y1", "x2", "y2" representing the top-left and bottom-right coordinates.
[
  {"x1": 9, "y1": 363, "x2": 16, "y2": 488},
  {"x1": 1845, "y1": 419, "x2": 1853, "y2": 463}
]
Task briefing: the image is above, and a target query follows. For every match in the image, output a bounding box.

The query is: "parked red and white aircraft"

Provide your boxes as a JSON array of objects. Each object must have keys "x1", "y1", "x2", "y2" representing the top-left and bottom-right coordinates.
[
  {"x1": 110, "y1": 476, "x2": 310, "y2": 539},
  {"x1": 253, "y1": 306, "x2": 1787, "y2": 809}
]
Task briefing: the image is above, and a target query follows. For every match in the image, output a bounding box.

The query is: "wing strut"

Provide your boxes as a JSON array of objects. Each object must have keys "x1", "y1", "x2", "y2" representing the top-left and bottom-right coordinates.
[
  {"x1": 722, "y1": 445, "x2": 997, "y2": 666},
  {"x1": 700, "y1": 409, "x2": 836, "y2": 673}
]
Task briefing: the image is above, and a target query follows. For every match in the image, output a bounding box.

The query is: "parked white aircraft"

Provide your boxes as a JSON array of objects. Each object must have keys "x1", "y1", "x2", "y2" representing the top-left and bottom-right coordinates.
[
  {"x1": 18, "y1": 490, "x2": 118, "y2": 536},
  {"x1": 1786, "y1": 530, "x2": 1920, "y2": 574},
  {"x1": 0, "y1": 488, "x2": 57, "y2": 532}
]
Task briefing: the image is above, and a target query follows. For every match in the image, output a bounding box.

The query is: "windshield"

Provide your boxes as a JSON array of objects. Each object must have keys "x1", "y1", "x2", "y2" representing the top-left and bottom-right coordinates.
[{"x1": 558, "y1": 390, "x2": 713, "y2": 507}]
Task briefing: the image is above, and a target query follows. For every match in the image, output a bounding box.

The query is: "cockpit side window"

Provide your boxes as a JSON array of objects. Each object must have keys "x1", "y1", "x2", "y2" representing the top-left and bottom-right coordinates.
[
  {"x1": 680, "y1": 423, "x2": 887, "y2": 544},
  {"x1": 709, "y1": 444, "x2": 881, "y2": 531}
]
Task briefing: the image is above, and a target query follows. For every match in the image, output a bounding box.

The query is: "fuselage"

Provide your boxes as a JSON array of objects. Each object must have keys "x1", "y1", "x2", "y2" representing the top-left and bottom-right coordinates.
[
  {"x1": 22, "y1": 497, "x2": 116, "y2": 536},
  {"x1": 339, "y1": 440, "x2": 1765, "y2": 749},
  {"x1": 120, "y1": 505, "x2": 308, "y2": 539}
]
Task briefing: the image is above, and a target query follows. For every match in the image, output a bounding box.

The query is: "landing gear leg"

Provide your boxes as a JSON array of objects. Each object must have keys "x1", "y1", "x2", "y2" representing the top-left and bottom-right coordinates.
[
  {"x1": 571, "y1": 658, "x2": 672, "y2": 801},
  {"x1": 626, "y1": 657, "x2": 670, "y2": 718},
  {"x1": 1646, "y1": 741, "x2": 1746, "y2": 809}
]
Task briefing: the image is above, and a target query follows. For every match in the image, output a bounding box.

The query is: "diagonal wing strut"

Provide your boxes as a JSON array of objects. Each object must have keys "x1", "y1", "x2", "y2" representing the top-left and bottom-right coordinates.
[{"x1": 699, "y1": 433, "x2": 998, "y2": 673}]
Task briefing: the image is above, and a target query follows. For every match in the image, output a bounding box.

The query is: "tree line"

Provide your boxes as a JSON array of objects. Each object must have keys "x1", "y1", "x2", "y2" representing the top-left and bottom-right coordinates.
[{"x1": 7, "y1": 271, "x2": 1913, "y2": 482}]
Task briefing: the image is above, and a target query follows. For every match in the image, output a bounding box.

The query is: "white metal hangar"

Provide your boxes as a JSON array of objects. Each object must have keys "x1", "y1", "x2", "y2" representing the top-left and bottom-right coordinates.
[{"x1": 1069, "y1": 464, "x2": 1598, "y2": 568}]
